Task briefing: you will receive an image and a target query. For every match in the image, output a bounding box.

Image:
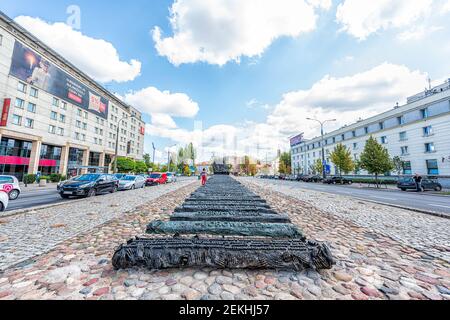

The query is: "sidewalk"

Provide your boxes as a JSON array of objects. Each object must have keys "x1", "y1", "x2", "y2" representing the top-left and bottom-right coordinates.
[
  {"x1": 337, "y1": 182, "x2": 450, "y2": 195},
  {"x1": 19, "y1": 183, "x2": 59, "y2": 190}
]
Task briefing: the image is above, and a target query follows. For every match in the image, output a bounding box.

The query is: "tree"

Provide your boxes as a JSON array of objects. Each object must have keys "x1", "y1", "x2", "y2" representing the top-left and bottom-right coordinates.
[
  {"x1": 279, "y1": 152, "x2": 292, "y2": 175},
  {"x1": 183, "y1": 164, "x2": 191, "y2": 176},
  {"x1": 313, "y1": 159, "x2": 323, "y2": 176},
  {"x1": 392, "y1": 156, "x2": 403, "y2": 176},
  {"x1": 116, "y1": 157, "x2": 136, "y2": 173},
  {"x1": 135, "y1": 161, "x2": 148, "y2": 174},
  {"x1": 143, "y1": 153, "x2": 151, "y2": 167},
  {"x1": 330, "y1": 144, "x2": 355, "y2": 177},
  {"x1": 359, "y1": 136, "x2": 394, "y2": 187}
]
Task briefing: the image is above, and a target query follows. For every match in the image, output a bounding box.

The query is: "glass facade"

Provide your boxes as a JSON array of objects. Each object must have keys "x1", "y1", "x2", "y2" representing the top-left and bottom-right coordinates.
[
  {"x1": 39, "y1": 145, "x2": 62, "y2": 175},
  {"x1": 0, "y1": 137, "x2": 33, "y2": 181}
]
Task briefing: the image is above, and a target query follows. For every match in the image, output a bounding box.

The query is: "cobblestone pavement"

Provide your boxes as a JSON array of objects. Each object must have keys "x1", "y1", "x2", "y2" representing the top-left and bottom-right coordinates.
[
  {"x1": 0, "y1": 177, "x2": 449, "y2": 300},
  {"x1": 239, "y1": 178, "x2": 450, "y2": 263},
  {"x1": 0, "y1": 178, "x2": 196, "y2": 271}
]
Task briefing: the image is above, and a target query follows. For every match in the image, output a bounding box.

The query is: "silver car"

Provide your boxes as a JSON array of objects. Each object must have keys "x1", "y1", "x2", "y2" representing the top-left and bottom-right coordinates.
[
  {"x1": 0, "y1": 175, "x2": 21, "y2": 200},
  {"x1": 118, "y1": 175, "x2": 146, "y2": 191},
  {"x1": 167, "y1": 172, "x2": 177, "y2": 183}
]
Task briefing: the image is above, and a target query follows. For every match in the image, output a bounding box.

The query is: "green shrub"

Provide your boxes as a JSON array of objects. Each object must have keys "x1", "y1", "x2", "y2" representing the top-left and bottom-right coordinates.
[
  {"x1": 23, "y1": 174, "x2": 37, "y2": 184},
  {"x1": 49, "y1": 174, "x2": 62, "y2": 183}
]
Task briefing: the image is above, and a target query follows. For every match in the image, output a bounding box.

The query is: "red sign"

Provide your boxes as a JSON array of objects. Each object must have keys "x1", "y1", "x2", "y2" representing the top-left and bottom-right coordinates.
[
  {"x1": 0, "y1": 156, "x2": 30, "y2": 165},
  {"x1": 1, "y1": 98, "x2": 11, "y2": 127},
  {"x1": 68, "y1": 92, "x2": 83, "y2": 104},
  {"x1": 140, "y1": 127, "x2": 145, "y2": 135},
  {"x1": 39, "y1": 159, "x2": 58, "y2": 167}
]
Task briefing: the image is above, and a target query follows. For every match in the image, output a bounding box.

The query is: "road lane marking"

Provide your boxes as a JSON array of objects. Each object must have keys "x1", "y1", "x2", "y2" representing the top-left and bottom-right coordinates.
[
  {"x1": 370, "y1": 196, "x2": 397, "y2": 201},
  {"x1": 429, "y1": 204, "x2": 450, "y2": 209}
]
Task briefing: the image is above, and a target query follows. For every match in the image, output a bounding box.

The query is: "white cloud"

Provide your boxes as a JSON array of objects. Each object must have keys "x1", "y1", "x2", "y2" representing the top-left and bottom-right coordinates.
[
  {"x1": 152, "y1": 0, "x2": 329, "y2": 66},
  {"x1": 14, "y1": 16, "x2": 141, "y2": 83},
  {"x1": 267, "y1": 63, "x2": 428, "y2": 138},
  {"x1": 124, "y1": 86, "x2": 199, "y2": 118},
  {"x1": 397, "y1": 25, "x2": 443, "y2": 41},
  {"x1": 146, "y1": 63, "x2": 429, "y2": 162},
  {"x1": 336, "y1": 0, "x2": 433, "y2": 40},
  {"x1": 151, "y1": 114, "x2": 178, "y2": 129}
]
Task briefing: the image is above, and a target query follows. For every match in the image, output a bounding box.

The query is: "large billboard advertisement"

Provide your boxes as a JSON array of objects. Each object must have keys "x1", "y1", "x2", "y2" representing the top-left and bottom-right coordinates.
[
  {"x1": 9, "y1": 41, "x2": 109, "y2": 119},
  {"x1": 290, "y1": 133, "x2": 304, "y2": 147}
]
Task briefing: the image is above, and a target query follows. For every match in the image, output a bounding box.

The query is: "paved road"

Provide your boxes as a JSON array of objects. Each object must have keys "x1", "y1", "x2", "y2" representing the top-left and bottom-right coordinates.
[
  {"x1": 250, "y1": 178, "x2": 450, "y2": 216},
  {"x1": 7, "y1": 187, "x2": 67, "y2": 212}
]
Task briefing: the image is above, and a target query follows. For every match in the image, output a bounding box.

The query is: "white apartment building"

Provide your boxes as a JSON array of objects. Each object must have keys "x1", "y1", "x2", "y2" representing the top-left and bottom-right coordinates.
[
  {"x1": 0, "y1": 12, "x2": 145, "y2": 180},
  {"x1": 291, "y1": 79, "x2": 450, "y2": 178}
]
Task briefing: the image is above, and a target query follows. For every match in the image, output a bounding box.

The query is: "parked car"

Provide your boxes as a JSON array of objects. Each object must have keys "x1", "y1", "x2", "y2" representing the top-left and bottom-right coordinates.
[
  {"x1": 114, "y1": 173, "x2": 127, "y2": 180},
  {"x1": 302, "y1": 175, "x2": 323, "y2": 183},
  {"x1": 397, "y1": 178, "x2": 442, "y2": 192},
  {"x1": 59, "y1": 174, "x2": 119, "y2": 198},
  {"x1": 0, "y1": 175, "x2": 21, "y2": 200},
  {"x1": 166, "y1": 172, "x2": 177, "y2": 183},
  {"x1": 323, "y1": 176, "x2": 353, "y2": 185},
  {"x1": 0, "y1": 186, "x2": 9, "y2": 211},
  {"x1": 146, "y1": 172, "x2": 168, "y2": 186},
  {"x1": 118, "y1": 175, "x2": 146, "y2": 191}
]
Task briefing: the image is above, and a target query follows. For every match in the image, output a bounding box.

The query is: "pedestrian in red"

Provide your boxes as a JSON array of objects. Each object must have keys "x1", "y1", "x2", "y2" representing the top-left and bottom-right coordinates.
[{"x1": 201, "y1": 168, "x2": 208, "y2": 186}]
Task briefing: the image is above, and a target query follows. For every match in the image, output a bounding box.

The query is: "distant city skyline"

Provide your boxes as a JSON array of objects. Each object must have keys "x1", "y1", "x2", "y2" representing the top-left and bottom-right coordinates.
[{"x1": 3, "y1": 0, "x2": 450, "y2": 162}]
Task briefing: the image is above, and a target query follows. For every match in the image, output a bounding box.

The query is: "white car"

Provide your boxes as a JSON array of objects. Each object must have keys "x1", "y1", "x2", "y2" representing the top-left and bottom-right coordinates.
[
  {"x1": 0, "y1": 186, "x2": 10, "y2": 211},
  {"x1": 0, "y1": 175, "x2": 21, "y2": 200}
]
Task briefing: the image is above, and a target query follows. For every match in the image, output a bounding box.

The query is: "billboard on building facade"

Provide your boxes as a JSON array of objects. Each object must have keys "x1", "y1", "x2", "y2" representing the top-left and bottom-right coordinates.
[
  {"x1": 9, "y1": 41, "x2": 109, "y2": 119},
  {"x1": 290, "y1": 133, "x2": 304, "y2": 147}
]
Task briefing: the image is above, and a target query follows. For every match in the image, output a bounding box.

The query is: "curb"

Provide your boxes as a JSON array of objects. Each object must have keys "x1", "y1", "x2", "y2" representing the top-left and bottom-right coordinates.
[
  {"x1": 351, "y1": 197, "x2": 450, "y2": 220},
  {"x1": 1, "y1": 198, "x2": 86, "y2": 219}
]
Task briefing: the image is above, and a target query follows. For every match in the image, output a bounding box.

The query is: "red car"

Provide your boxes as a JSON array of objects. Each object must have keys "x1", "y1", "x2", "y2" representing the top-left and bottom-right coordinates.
[{"x1": 146, "y1": 172, "x2": 168, "y2": 186}]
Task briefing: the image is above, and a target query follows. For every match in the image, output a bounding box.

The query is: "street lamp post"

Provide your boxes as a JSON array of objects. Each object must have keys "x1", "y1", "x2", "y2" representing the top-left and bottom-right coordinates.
[
  {"x1": 306, "y1": 118, "x2": 336, "y2": 180},
  {"x1": 113, "y1": 114, "x2": 136, "y2": 174}
]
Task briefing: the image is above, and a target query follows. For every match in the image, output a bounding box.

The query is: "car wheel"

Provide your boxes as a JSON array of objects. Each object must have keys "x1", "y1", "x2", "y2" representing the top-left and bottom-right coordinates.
[
  {"x1": 8, "y1": 189, "x2": 20, "y2": 200},
  {"x1": 87, "y1": 189, "x2": 96, "y2": 198},
  {"x1": 0, "y1": 202, "x2": 4, "y2": 212},
  {"x1": 131, "y1": 185, "x2": 135, "y2": 190},
  {"x1": 60, "y1": 194, "x2": 70, "y2": 199},
  {"x1": 401, "y1": 188, "x2": 406, "y2": 192},
  {"x1": 435, "y1": 186, "x2": 442, "y2": 191},
  {"x1": 111, "y1": 186, "x2": 118, "y2": 193}
]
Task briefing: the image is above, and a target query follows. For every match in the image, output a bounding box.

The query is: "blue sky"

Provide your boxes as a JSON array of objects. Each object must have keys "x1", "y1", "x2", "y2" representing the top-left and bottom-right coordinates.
[{"x1": 2, "y1": 0, "x2": 450, "y2": 162}]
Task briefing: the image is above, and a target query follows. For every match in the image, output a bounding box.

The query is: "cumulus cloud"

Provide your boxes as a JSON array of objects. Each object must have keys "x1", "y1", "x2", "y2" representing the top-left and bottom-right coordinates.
[
  {"x1": 152, "y1": 0, "x2": 330, "y2": 66},
  {"x1": 151, "y1": 114, "x2": 178, "y2": 129},
  {"x1": 336, "y1": 0, "x2": 433, "y2": 40},
  {"x1": 124, "y1": 86, "x2": 199, "y2": 118},
  {"x1": 145, "y1": 63, "x2": 429, "y2": 162},
  {"x1": 14, "y1": 16, "x2": 141, "y2": 83},
  {"x1": 267, "y1": 63, "x2": 428, "y2": 137}
]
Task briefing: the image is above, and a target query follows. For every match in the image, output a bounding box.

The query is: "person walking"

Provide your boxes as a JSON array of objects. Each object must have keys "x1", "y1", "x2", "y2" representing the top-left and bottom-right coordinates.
[
  {"x1": 201, "y1": 168, "x2": 208, "y2": 186},
  {"x1": 413, "y1": 173, "x2": 423, "y2": 192}
]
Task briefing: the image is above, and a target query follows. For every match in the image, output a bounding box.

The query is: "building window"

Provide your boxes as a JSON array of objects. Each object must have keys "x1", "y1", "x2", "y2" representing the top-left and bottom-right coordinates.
[
  {"x1": 77, "y1": 109, "x2": 83, "y2": 117},
  {"x1": 353, "y1": 143, "x2": 358, "y2": 150},
  {"x1": 27, "y1": 102, "x2": 36, "y2": 113},
  {"x1": 401, "y1": 146, "x2": 409, "y2": 156},
  {"x1": 25, "y1": 118, "x2": 34, "y2": 128},
  {"x1": 420, "y1": 108, "x2": 429, "y2": 119},
  {"x1": 425, "y1": 143, "x2": 435, "y2": 153},
  {"x1": 57, "y1": 128, "x2": 64, "y2": 136},
  {"x1": 82, "y1": 123, "x2": 87, "y2": 130},
  {"x1": 332, "y1": 137, "x2": 336, "y2": 143},
  {"x1": 61, "y1": 101, "x2": 67, "y2": 110},
  {"x1": 397, "y1": 116, "x2": 405, "y2": 125},
  {"x1": 17, "y1": 82, "x2": 27, "y2": 93},
  {"x1": 81, "y1": 134, "x2": 86, "y2": 141},
  {"x1": 352, "y1": 131, "x2": 356, "y2": 138},
  {"x1": 399, "y1": 131, "x2": 407, "y2": 141},
  {"x1": 76, "y1": 120, "x2": 81, "y2": 128},
  {"x1": 52, "y1": 97, "x2": 59, "y2": 107},
  {"x1": 402, "y1": 161, "x2": 412, "y2": 175},
  {"x1": 379, "y1": 122, "x2": 385, "y2": 130},
  {"x1": 12, "y1": 114, "x2": 22, "y2": 125},
  {"x1": 426, "y1": 159, "x2": 439, "y2": 175},
  {"x1": 50, "y1": 111, "x2": 58, "y2": 120},
  {"x1": 381, "y1": 136, "x2": 388, "y2": 144},
  {"x1": 84, "y1": 111, "x2": 88, "y2": 119},
  {"x1": 423, "y1": 126, "x2": 433, "y2": 137},
  {"x1": 30, "y1": 87, "x2": 38, "y2": 98},
  {"x1": 15, "y1": 98, "x2": 25, "y2": 109},
  {"x1": 341, "y1": 134, "x2": 345, "y2": 141},
  {"x1": 59, "y1": 114, "x2": 66, "y2": 123},
  {"x1": 75, "y1": 132, "x2": 80, "y2": 140},
  {"x1": 364, "y1": 127, "x2": 369, "y2": 134},
  {"x1": 48, "y1": 125, "x2": 56, "y2": 134}
]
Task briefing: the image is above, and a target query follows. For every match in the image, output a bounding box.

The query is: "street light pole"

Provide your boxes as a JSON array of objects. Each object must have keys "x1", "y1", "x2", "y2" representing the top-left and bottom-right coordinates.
[
  {"x1": 167, "y1": 144, "x2": 177, "y2": 172},
  {"x1": 307, "y1": 118, "x2": 336, "y2": 180},
  {"x1": 113, "y1": 114, "x2": 136, "y2": 174}
]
